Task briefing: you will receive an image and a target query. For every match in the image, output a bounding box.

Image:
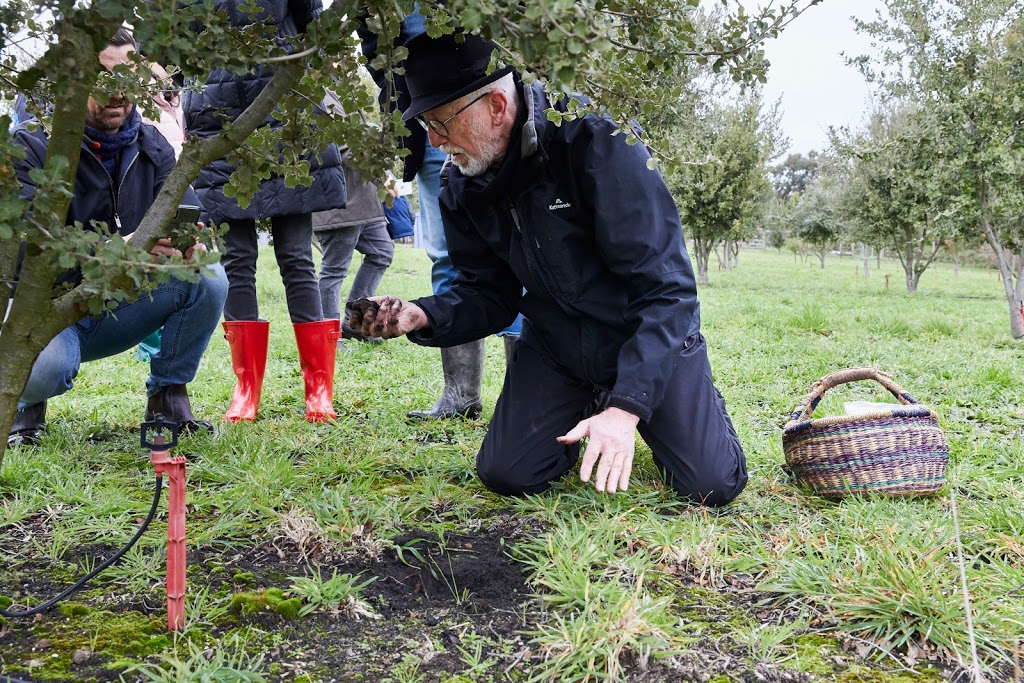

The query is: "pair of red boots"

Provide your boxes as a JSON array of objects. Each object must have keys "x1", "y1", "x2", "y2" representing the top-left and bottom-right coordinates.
[{"x1": 221, "y1": 320, "x2": 341, "y2": 423}]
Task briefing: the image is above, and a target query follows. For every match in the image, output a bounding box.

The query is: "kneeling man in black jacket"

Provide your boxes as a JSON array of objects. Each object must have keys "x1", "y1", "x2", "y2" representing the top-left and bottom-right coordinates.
[{"x1": 349, "y1": 33, "x2": 747, "y2": 506}]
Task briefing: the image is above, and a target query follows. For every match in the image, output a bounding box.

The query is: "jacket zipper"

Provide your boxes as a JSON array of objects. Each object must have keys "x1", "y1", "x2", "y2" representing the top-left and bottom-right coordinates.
[
  {"x1": 508, "y1": 200, "x2": 541, "y2": 249},
  {"x1": 509, "y1": 196, "x2": 593, "y2": 385},
  {"x1": 113, "y1": 151, "x2": 139, "y2": 233},
  {"x1": 507, "y1": 198, "x2": 542, "y2": 278},
  {"x1": 87, "y1": 141, "x2": 138, "y2": 233}
]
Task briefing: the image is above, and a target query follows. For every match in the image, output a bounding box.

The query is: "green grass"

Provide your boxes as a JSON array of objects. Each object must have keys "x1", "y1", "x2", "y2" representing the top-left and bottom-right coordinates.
[{"x1": 2, "y1": 246, "x2": 1023, "y2": 681}]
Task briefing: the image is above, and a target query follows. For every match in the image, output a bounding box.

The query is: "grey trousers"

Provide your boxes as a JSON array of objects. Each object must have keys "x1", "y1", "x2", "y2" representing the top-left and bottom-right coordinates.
[
  {"x1": 315, "y1": 221, "x2": 394, "y2": 321},
  {"x1": 222, "y1": 214, "x2": 322, "y2": 323}
]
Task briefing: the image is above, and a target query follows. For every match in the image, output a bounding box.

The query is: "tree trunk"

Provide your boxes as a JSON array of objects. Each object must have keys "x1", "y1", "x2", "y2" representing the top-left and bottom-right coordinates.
[
  {"x1": 696, "y1": 256, "x2": 710, "y2": 285},
  {"x1": 906, "y1": 271, "x2": 919, "y2": 293},
  {"x1": 0, "y1": 256, "x2": 86, "y2": 468},
  {"x1": 860, "y1": 243, "x2": 870, "y2": 278},
  {"x1": 905, "y1": 243, "x2": 917, "y2": 293},
  {"x1": 980, "y1": 217, "x2": 1024, "y2": 339},
  {"x1": 693, "y1": 237, "x2": 714, "y2": 286}
]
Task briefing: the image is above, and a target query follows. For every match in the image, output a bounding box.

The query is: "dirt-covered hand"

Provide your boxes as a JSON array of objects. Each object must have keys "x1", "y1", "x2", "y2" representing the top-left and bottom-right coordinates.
[
  {"x1": 557, "y1": 407, "x2": 641, "y2": 494},
  {"x1": 346, "y1": 296, "x2": 429, "y2": 339}
]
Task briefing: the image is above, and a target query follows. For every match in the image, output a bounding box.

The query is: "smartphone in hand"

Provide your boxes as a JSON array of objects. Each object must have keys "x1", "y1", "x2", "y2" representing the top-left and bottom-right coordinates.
[{"x1": 170, "y1": 205, "x2": 203, "y2": 254}]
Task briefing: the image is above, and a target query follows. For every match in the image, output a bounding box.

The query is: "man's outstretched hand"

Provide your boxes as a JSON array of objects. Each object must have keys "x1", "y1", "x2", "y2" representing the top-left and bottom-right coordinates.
[
  {"x1": 347, "y1": 296, "x2": 429, "y2": 339},
  {"x1": 557, "y1": 407, "x2": 641, "y2": 494}
]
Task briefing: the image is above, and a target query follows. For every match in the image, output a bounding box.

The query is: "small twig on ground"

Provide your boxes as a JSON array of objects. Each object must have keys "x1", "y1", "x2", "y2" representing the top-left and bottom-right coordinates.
[
  {"x1": 950, "y1": 489, "x2": 986, "y2": 683},
  {"x1": 844, "y1": 635, "x2": 923, "y2": 676},
  {"x1": 504, "y1": 647, "x2": 530, "y2": 680},
  {"x1": 1013, "y1": 639, "x2": 1020, "y2": 683}
]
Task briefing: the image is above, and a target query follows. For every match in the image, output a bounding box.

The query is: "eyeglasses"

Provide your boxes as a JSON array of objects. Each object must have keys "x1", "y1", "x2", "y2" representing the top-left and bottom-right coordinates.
[{"x1": 416, "y1": 91, "x2": 489, "y2": 137}]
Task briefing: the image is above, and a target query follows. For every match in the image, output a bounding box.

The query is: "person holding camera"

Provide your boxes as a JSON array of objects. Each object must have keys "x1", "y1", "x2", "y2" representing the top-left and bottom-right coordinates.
[{"x1": 7, "y1": 29, "x2": 228, "y2": 447}]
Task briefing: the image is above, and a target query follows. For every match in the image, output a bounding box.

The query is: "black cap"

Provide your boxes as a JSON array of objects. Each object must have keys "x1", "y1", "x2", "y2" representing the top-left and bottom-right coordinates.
[{"x1": 401, "y1": 32, "x2": 515, "y2": 122}]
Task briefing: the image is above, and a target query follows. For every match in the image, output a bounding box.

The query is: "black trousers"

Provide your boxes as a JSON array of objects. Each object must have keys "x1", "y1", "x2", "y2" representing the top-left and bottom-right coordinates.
[
  {"x1": 477, "y1": 334, "x2": 748, "y2": 507},
  {"x1": 221, "y1": 214, "x2": 323, "y2": 323}
]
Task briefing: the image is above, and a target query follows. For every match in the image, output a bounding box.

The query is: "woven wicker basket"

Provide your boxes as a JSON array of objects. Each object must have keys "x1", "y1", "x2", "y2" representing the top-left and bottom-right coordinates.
[{"x1": 782, "y1": 367, "x2": 949, "y2": 500}]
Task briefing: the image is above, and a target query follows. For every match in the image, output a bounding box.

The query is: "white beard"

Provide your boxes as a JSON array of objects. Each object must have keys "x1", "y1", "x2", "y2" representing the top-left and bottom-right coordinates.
[{"x1": 441, "y1": 119, "x2": 507, "y2": 177}]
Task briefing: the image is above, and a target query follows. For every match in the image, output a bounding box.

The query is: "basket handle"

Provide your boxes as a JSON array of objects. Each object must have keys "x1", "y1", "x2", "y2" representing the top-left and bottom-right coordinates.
[{"x1": 786, "y1": 367, "x2": 920, "y2": 424}]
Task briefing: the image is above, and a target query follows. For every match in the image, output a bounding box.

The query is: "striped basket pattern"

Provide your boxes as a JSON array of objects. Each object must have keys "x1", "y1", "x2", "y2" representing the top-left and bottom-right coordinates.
[{"x1": 782, "y1": 368, "x2": 949, "y2": 500}]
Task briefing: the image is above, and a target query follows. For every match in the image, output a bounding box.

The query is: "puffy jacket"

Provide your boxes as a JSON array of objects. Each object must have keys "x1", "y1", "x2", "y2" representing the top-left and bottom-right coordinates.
[
  {"x1": 183, "y1": 0, "x2": 346, "y2": 223},
  {"x1": 383, "y1": 195, "x2": 414, "y2": 239},
  {"x1": 410, "y1": 81, "x2": 701, "y2": 422}
]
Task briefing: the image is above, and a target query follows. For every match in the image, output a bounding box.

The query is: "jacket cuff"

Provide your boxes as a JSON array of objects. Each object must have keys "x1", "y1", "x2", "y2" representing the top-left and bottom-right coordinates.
[{"x1": 605, "y1": 393, "x2": 652, "y2": 424}]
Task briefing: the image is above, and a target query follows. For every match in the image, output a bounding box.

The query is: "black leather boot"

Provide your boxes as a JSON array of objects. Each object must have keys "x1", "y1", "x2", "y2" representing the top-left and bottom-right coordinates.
[
  {"x1": 7, "y1": 401, "x2": 47, "y2": 447},
  {"x1": 145, "y1": 384, "x2": 214, "y2": 435}
]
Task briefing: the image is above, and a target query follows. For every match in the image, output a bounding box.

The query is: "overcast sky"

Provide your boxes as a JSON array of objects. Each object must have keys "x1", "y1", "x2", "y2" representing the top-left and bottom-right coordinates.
[{"x1": 761, "y1": 0, "x2": 886, "y2": 157}]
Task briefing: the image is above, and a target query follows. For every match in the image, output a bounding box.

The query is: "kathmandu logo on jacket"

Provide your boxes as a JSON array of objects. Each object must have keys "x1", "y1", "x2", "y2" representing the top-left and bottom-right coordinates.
[{"x1": 548, "y1": 198, "x2": 572, "y2": 211}]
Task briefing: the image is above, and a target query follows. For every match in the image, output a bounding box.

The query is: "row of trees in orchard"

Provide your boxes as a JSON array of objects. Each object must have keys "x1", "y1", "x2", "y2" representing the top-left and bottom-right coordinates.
[{"x1": 764, "y1": 0, "x2": 1024, "y2": 340}]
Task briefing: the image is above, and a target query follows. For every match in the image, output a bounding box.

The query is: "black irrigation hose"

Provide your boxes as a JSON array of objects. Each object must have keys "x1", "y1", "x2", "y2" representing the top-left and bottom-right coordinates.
[{"x1": 0, "y1": 475, "x2": 164, "y2": 619}]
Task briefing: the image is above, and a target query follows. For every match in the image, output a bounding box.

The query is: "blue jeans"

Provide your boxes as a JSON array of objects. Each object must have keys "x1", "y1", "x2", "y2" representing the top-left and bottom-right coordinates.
[
  {"x1": 316, "y1": 221, "x2": 395, "y2": 320},
  {"x1": 416, "y1": 141, "x2": 523, "y2": 336},
  {"x1": 19, "y1": 264, "x2": 228, "y2": 408}
]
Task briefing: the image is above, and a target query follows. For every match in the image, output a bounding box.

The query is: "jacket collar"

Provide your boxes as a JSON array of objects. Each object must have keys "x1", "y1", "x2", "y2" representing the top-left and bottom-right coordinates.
[{"x1": 446, "y1": 80, "x2": 555, "y2": 204}]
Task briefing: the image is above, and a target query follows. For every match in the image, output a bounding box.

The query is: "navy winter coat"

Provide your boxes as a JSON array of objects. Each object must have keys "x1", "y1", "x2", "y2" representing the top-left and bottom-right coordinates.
[
  {"x1": 183, "y1": 0, "x2": 346, "y2": 224},
  {"x1": 11, "y1": 118, "x2": 201, "y2": 291},
  {"x1": 410, "y1": 81, "x2": 701, "y2": 422},
  {"x1": 12, "y1": 120, "x2": 198, "y2": 237}
]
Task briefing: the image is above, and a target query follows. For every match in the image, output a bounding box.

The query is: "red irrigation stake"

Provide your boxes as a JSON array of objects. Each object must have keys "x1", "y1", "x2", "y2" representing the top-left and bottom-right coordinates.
[{"x1": 143, "y1": 419, "x2": 187, "y2": 632}]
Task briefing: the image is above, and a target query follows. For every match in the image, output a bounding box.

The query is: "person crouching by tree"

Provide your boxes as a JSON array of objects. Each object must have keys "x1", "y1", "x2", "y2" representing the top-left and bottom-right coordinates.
[
  {"x1": 349, "y1": 33, "x2": 747, "y2": 506},
  {"x1": 7, "y1": 28, "x2": 228, "y2": 448},
  {"x1": 184, "y1": 0, "x2": 347, "y2": 423}
]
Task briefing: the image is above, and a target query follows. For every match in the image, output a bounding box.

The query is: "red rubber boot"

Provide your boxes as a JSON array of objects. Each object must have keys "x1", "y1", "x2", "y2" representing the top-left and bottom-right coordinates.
[
  {"x1": 293, "y1": 320, "x2": 341, "y2": 422},
  {"x1": 222, "y1": 320, "x2": 269, "y2": 423}
]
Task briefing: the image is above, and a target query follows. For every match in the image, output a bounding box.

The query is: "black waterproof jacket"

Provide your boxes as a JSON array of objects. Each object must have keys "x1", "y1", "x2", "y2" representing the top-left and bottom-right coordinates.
[
  {"x1": 12, "y1": 120, "x2": 198, "y2": 237},
  {"x1": 409, "y1": 81, "x2": 701, "y2": 423},
  {"x1": 183, "y1": 0, "x2": 346, "y2": 224},
  {"x1": 10, "y1": 119, "x2": 200, "y2": 292}
]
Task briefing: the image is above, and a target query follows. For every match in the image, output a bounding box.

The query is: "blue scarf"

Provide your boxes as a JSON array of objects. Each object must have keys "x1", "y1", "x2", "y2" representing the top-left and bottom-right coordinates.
[{"x1": 84, "y1": 106, "x2": 141, "y2": 179}]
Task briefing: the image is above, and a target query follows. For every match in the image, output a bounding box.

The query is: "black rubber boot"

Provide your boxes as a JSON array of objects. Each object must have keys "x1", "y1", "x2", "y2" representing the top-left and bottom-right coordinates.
[
  {"x1": 502, "y1": 334, "x2": 519, "y2": 368},
  {"x1": 407, "y1": 340, "x2": 485, "y2": 420},
  {"x1": 145, "y1": 384, "x2": 214, "y2": 435},
  {"x1": 7, "y1": 401, "x2": 47, "y2": 448}
]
